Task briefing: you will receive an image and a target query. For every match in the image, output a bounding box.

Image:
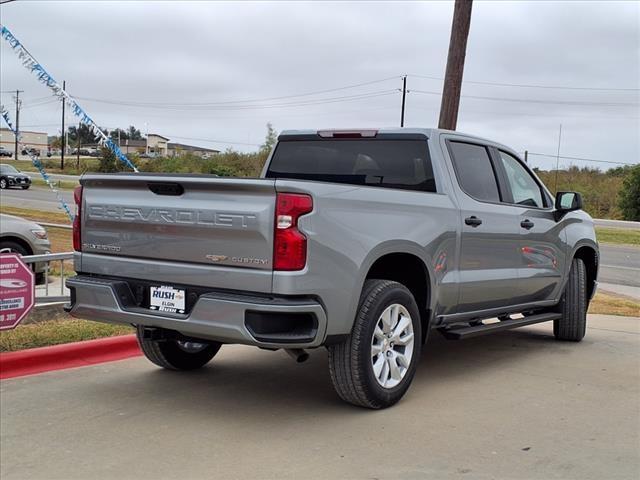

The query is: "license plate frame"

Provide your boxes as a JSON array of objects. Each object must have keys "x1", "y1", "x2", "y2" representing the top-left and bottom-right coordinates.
[{"x1": 149, "y1": 285, "x2": 186, "y2": 314}]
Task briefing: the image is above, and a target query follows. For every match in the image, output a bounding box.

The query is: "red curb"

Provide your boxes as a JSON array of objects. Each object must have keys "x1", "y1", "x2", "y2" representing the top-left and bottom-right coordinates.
[{"x1": 0, "y1": 334, "x2": 141, "y2": 380}]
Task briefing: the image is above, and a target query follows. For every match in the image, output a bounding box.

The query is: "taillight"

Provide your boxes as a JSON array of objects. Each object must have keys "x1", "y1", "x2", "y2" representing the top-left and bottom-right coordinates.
[
  {"x1": 274, "y1": 193, "x2": 313, "y2": 271},
  {"x1": 72, "y1": 185, "x2": 83, "y2": 251}
]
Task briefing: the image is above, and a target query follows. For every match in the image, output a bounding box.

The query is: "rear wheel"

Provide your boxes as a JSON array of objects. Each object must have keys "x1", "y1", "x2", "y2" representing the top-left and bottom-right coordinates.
[
  {"x1": 136, "y1": 326, "x2": 221, "y2": 370},
  {"x1": 0, "y1": 178, "x2": 7, "y2": 189},
  {"x1": 554, "y1": 258, "x2": 587, "y2": 342},
  {"x1": 328, "y1": 280, "x2": 421, "y2": 409}
]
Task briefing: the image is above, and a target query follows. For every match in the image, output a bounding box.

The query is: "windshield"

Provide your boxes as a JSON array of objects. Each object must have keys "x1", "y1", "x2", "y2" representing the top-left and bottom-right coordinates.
[
  {"x1": 266, "y1": 139, "x2": 436, "y2": 192},
  {"x1": 0, "y1": 164, "x2": 19, "y2": 174}
]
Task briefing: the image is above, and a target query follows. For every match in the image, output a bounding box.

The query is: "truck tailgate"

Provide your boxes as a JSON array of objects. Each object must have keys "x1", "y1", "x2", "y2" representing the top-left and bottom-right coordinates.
[{"x1": 79, "y1": 174, "x2": 276, "y2": 291}]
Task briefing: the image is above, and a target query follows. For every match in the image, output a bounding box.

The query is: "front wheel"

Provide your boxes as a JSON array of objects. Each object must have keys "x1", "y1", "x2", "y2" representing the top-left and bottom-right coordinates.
[
  {"x1": 0, "y1": 178, "x2": 7, "y2": 189},
  {"x1": 21, "y1": 185, "x2": 30, "y2": 190},
  {"x1": 136, "y1": 326, "x2": 221, "y2": 370},
  {"x1": 554, "y1": 258, "x2": 588, "y2": 342},
  {"x1": 328, "y1": 280, "x2": 421, "y2": 409}
]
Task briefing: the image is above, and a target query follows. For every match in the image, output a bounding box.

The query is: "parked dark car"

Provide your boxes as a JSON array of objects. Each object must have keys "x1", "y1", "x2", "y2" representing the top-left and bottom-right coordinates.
[
  {"x1": 21, "y1": 147, "x2": 40, "y2": 156},
  {"x1": 0, "y1": 164, "x2": 32, "y2": 189},
  {"x1": 0, "y1": 146, "x2": 13, "y2": 158}
]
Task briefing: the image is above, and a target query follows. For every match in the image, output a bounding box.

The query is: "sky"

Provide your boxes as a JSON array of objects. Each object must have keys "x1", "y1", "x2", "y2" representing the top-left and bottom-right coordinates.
[{"x1": 1, "y1": 0, "x2": 638, "y2": 170}]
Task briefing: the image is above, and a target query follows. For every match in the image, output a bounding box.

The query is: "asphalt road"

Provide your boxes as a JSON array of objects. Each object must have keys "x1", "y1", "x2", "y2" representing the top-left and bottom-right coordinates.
[
  {"x1": 0, "y1": 185, "x2": 74, "y2": 213},
  {"x1": 1, "y1": 314, "x2": 638, "y2": 480},
  {"x1": 599, "y1": 243, "x2": 640, "y2": 289},
  {"x1": 594, "y1": 218, "x2": 640, "y2": 230}
]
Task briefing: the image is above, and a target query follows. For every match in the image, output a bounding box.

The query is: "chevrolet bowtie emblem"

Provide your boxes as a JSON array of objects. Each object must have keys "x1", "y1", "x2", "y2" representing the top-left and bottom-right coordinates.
[{"x1": 206, "y1": 254, "x2": 228, "y2": 262}]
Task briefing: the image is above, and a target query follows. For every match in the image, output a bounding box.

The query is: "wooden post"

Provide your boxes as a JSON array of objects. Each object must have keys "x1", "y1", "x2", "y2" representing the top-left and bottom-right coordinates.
[{"x1": 438, "y1": 0, "x2": 473, "y2": 131}]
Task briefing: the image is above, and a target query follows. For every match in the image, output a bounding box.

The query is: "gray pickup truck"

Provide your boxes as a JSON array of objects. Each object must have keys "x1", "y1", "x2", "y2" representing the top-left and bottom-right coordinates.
[{"x1": 66, "y1": 128, "x2": 598, "y2": 408}]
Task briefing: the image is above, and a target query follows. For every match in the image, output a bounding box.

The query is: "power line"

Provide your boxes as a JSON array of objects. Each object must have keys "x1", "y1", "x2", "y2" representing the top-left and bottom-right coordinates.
[
  {"x1": 410, "y1": 89, "x2": 638, "y2": 107},
  {"x1": 525, "y1": 152, "x2": 637, "y2": 166},
  {"x1": 166, "y1": 134, "x2": 261, "y2": 147},
  {"x1": 409, "y1": 73, "x2": 640, "y2": 92},
  {"x1": 74, "y1": 90, "x2": 399, "y2": 111},
  {"x1": 71, "y1": 76, "x2": 401, "y2": 108},
  {"x1": 19, "y1": 98, "x2": 59, "y2": 109}
]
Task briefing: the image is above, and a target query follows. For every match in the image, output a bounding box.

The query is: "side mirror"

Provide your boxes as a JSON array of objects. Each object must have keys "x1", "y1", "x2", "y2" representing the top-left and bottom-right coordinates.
[{"x1": 555, "y1": 191, "x2": 583, "y2": 217}]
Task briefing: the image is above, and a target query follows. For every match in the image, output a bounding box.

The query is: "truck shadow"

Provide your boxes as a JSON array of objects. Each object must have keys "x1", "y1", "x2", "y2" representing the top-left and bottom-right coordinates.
[{"x1": 82, "y1": 323, "x2": 586, "y2": 423}]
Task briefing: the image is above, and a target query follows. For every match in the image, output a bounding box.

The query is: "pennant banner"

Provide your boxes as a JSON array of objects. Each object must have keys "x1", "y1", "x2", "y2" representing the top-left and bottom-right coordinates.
[
  {"x1": 1, "y1": 105, "x2": 75, "y2": 222},
  {"x1": 1, "y1": 24, "x2": 138, "y2": 172}
]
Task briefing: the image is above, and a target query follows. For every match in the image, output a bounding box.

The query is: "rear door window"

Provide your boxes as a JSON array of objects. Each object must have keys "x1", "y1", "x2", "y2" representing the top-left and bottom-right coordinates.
[
  {"x1": 266, "y1": 139, "x2": 436, "y2": 192},
  {"x1": 448, "y1": 142, "x2": 501, "y2": 202}
]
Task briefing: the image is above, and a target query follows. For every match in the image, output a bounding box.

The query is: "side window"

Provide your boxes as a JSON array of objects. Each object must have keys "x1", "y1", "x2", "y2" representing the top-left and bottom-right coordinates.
[
  {"x1": 498, "y1": 151, "x2": 544, "y2": 208},
  {"x1": 449, "y1": 142, "x2": 500, "y2": 202}
]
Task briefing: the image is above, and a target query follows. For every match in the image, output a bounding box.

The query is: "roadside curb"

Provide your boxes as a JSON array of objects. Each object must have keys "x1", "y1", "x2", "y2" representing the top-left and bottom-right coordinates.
[{"x1": 0, "y1": 334, "x2": 141, "y2": 380}]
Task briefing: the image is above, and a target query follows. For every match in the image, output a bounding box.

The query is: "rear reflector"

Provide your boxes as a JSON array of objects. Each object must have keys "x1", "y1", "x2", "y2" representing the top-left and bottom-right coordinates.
[
  {"x1": 72, "y1": 185, "x2": 83, "y2": 251},
  {"x1": 274, "y1": 193, "x2": 313, "y2": 271},
  {"x1": 317, "y1": 129, "x2": 378, "y2": 138}
]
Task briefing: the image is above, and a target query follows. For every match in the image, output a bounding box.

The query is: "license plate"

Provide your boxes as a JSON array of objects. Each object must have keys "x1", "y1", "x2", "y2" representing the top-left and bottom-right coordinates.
[{"x1": 149, "y1": 286, "x2": 186, "y2": 314}]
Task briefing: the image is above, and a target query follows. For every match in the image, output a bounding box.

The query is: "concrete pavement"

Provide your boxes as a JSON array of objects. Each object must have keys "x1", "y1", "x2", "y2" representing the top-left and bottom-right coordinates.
[{"x1": 1, "y1": 314, "x2": 638, "y2": 480}]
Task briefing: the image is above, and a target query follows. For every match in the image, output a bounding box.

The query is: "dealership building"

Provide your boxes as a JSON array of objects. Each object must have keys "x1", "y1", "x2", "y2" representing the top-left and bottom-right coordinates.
[{"x1": 0, "y1": 128, "x2": 48, "y2": 156}]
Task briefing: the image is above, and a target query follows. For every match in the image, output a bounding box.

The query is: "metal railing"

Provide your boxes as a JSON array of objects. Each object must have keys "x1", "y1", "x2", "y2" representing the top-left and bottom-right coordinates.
[{"x1": 21, "y1": 252, "x2": 74, "y2": 304}]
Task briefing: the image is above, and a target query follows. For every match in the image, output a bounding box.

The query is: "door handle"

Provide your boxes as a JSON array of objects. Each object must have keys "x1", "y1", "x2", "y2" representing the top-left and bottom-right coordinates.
[
  {"x1": 464, "y1": 216, "x2": 482, "y2": 227},
  {"x1": 520, "y1": 219, "x2": 535, "y2": 230}
]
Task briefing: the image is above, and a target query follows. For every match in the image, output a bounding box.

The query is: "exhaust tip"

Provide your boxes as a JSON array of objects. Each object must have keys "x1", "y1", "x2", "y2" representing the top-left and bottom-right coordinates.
[{"x1": 285, "y1": 349, "x2": 309, "y2": 363}]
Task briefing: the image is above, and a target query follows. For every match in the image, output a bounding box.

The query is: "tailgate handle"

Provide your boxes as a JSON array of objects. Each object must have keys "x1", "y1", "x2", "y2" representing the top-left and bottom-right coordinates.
[{"x1": 147, "y1": 182, "x2": 184, "y2": 196}]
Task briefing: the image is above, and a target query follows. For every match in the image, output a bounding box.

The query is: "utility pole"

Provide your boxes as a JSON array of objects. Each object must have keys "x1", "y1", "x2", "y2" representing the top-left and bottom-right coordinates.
[
  {"x1": 400, "y1": 75, "x2": 407, "y2": 127},
  {"x1": 60, "y1": 80, "x2": 65, "y2": 170},
  {"x1": 76, "y1": 121, "x2": 80, "y2": 168},
  {"x1": 13, "y1": 90, "x2": 22, "y2": 160},
  {"x1": 524, "y1": 150, "x2": 528, "y2": 164},
  {"x1": 438, "y1": 0, "x2": 473, "y2": 131}
]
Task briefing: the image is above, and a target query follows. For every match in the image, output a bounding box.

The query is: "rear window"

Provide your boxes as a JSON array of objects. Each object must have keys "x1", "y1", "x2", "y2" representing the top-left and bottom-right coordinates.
[{"x1": 266, "y1": 139, "x2": 436, "y2": 192}]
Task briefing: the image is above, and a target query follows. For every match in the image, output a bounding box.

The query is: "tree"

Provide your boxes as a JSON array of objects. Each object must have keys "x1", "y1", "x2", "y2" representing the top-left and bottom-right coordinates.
[
  {"x1": 618, "y1": 165, "x2": 640, "y2": 221},
  {"x1": 127, "y1": 125, "x2": 143, "y2": 140},
  {"x1": 109, "y1": 125, "x2": 143, "y2": 143},
  {"x1": 260, "y1": 122, "x2": 277, "y2": 155},
  {"x1": 98, "y1": 146, "x2": 118, "y2": 173},
  {"x1": 68, "y1": 124, "x2": 101, "y2": 145},
  {"x1": 49, "y1": 136, "x2": 62, "y2": 149}
]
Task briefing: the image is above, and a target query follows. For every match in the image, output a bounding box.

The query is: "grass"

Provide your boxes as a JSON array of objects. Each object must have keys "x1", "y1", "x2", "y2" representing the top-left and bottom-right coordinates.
[
  {"x1": 589, "y1": 291, "x2": 640, "y2": 317},
  {"x1": 0, "y1": 319, "x2": 133, "y2": 352},
  {"x1": 5, "y1": 158, "x2": 98, "y2": 176},
  {"x1": 30, "y1": 178, "x2": 78, "y2": 190},
  {"x1": 595, "y1": 227, "x2": 640, "y2": 246},
  {"x1": 1, "y1": 205, "x2": 72, "y2": 225}
]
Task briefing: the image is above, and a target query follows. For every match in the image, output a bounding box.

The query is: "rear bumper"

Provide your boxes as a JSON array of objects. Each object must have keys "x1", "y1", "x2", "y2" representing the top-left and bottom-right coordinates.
[{"x1": 65, "y1": 275, "x2": 328, "y2": 349}]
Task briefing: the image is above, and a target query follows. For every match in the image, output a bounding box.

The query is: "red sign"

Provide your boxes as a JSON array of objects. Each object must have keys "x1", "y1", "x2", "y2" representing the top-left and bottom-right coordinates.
[{"x1": 0, "y1": 253, "x2": 35, "y2": 330}]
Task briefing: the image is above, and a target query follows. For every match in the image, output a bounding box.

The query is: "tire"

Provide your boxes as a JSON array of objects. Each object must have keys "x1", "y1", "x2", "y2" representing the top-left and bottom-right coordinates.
[
  {"x1": 136, "y1": 326, "x2": 221, "y2": 370},
  {"x1": 554, "y1": 257, "x2": 587, "y2": 342},
  {"x1": 328, "y1": 280, "x2": 422, "y2": 409},
  {"x1": 21, "y1": 185, "x2": 30, "y2": 190},
  {"x1": 0, "y1": 178, "x2": 7, "y2": 189},
  {"x1": 0, "y1": 240, "x2": 30, "y2": 256}
]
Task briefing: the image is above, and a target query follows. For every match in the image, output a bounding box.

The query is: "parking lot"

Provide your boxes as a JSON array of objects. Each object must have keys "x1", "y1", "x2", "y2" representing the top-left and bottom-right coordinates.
[{"x1": 1, "y1": 314, "x2": 638, "y2": 480}]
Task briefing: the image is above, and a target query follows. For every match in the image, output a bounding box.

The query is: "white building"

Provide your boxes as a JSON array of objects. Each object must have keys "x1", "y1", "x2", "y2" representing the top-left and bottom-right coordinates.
[{"x1": 0, "y1": 128, "x2": 48, "y2": 156}]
